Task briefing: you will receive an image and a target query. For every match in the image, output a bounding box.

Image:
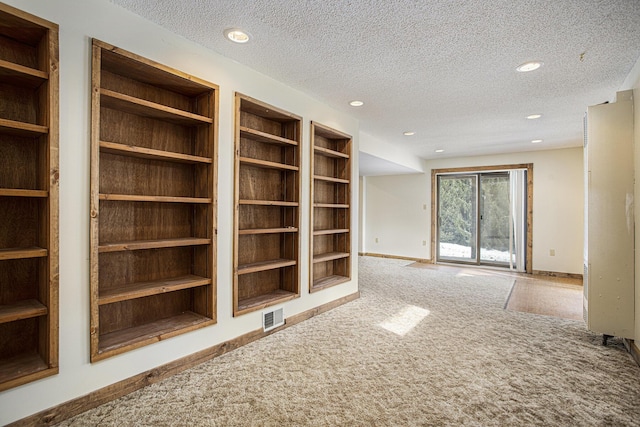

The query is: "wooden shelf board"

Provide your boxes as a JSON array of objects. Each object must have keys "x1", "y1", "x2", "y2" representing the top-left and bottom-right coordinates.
[
  {"x1": 238, "y1": 227, "x2": 298, "y2": 235},
  {"x1": 240, "y1": 126, "x2": 298, "y2": 146},
  {"x1": 100, "y1": 88, "x2": 213, "y2": 126},
  {"x1": 0, "y1": 299, "x2": 48, "y2": 324},
  {"x1": 313, "y1": 229, "x2": 350, "y2": 236},
  {"x1": 314, "y1": 145, "x2": 349, "y2": 159},
  {"x1": 100, "y1": 141, "x2": 212, "y2": 164},
  {"x1": 0, "y1": 118, "x2": 48, "y2": 137},
  {"x1": 99, "y1": 194, "x2": 211, "y2": 204},
  {"x1": 314, "y1": 203, "x2": 349, "y2": 209},
  {"x1": 99, "y1": 275, "x2": 212, "y2": 305},
  {"x1": 239, "y1": 199, "x2": 298, "y2": 207},
  {"x1": 98, "y1": 311, "x2": 213, "y2": 355},
  {"x1": 313, "y1": 175, "x2": 349, "y2": 184},
  {"x1": 0, "y1": 59, "x2": 48, "y2": 87},
  {"x1": 238, "y1": 258, "x2": 297, "y2": 275},
  {"x1": 313, "y1": 251, "x2": 350, "y2": 263},
  {"x1": 98, "y1": 237, "x2": 211, "y2": 253},
  {"x1": 237, "y1": 290, "x2": 297, "y2": 314},
  {"x1": 0, "y1": 246, "x2": 48, "y2": 261},
  {"x1": 239, "y1": 157, "x2": 299, "y2": 171},
  {"x1": 0, "y1": 352, "x2": 49, "y2": 390},
  {"x1": 313, "y1": 275, "x2": 350, "y2": 290},
  {"x1": 0, "y1": 188, "x2": 48, "y2": 198}
]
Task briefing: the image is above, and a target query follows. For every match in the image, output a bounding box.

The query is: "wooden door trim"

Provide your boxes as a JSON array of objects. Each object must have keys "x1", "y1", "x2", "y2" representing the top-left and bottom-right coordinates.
[{"x1": 431, "y1": 163, "x2": 533, "y2": 273}]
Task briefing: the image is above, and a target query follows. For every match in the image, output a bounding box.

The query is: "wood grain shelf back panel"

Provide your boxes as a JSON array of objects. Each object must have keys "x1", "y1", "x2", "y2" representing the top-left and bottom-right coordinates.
[
  {"x1": 310, "y1": 122, "x2": 352, "y2": 293},
  {"x1": 91, "y1": 39, "x2": 218, "y2": 361},
  {"x1": 98, "y1": 246, "x2": 196, "y2": 286},
  {"x1": 0, "y1": 79, "x2": 43, "y2": 124},
  {"x1": 233, "y1": 93, "x2": 301, "y2": 316},
  {"x1": 99, "y1": 107, "x2": 199, "y2": 155},
  {"x1": 0, "y1": 2, "x2": 58, "y2": 391}
]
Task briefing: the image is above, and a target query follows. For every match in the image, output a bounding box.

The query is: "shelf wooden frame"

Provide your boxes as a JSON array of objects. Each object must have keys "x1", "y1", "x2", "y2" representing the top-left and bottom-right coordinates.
[
  {"x1": 239, "y1": 156, "x2": 300, "y2": 171},
  {"x1": 98, "y1": 275, "x2": 212, "y2": 306},
  {"x1": 0, "y1": 246, "x2": 48, "y2": 261},
  {"x1": 90, "y1": 39, "x2": 218, "y2": 362},
  {"x1": 0, "y1": 117, "x2": 48, "y2": 136},
  {"x1": 310, "y1": 122, "x2": 352, "y2": 293},
  {"x1": 233, "y1": 93, "x2": 302, "y2": 316},
  {"x1": 0, "y1": 58, "x2": 48, "y2": 87},
  {"x1": 99, "y1": 141, "x2": 212, "y2": 164},
  {"x1": 0, "y1": 188, "x2": 48, "y2": 197},
  {"x1": 0, "y1": 3, "x2": 59, "y2": 392},
  {"x1": 314, "y1": 174, "x2": 350, "y2": 184}
]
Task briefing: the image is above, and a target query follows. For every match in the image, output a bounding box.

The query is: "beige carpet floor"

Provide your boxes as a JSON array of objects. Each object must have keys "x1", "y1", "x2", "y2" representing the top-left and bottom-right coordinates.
[{"x1": 58, "y1": 256, "x2": 640, "y2": 426}]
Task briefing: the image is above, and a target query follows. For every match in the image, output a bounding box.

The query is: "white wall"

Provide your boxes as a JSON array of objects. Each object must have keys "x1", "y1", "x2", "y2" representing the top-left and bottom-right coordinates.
[
  {"x1": 0, "y1": 0, "x2": 359, "y2": 424},
  {"x1": 364, "y1": 147, "x2": 584, "y2": 274},
  {"x1": 364, "y1": 173, "x2": 430, "y2": 259}
]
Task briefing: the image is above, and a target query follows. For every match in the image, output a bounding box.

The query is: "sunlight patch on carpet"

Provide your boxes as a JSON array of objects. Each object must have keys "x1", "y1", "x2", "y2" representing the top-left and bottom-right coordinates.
[{"x1": 378, "y1": 305, "x2": 430, "y2": 336}]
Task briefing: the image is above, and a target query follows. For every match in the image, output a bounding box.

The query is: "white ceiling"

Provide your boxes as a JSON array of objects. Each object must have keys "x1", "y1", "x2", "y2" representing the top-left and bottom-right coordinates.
[{"x1": 108, "y1": 0, "x2": 640, "y2": 172}]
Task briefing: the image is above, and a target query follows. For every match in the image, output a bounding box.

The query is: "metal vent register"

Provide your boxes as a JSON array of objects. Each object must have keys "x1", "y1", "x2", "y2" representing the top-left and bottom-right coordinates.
[{"x1": 263, "y1": 308, "x2": 284, "y2": 332}]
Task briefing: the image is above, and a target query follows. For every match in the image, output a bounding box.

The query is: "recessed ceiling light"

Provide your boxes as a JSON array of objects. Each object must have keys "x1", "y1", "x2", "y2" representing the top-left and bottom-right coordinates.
[
  {"x1": 403, "y1": 131, "x2": 415, "y2": 136},
  {"x1": 349, "y1": 100, "x2": 364, "y2": 107},
  {"x1": 435, "y1": 149, "x2": 445, "y2": 153},
  {"x1": 531, "y1": 139, "x2": 543, "y2": 144},
  {"x1": 526, "y1": 114, "x2": 542, "y2": 120},
  {"x1": 516, "y1": 61, "x2": 543, "y2": 72},
  {"x1": 224, "y1": 28, "x2": 250, "y2": 44}
]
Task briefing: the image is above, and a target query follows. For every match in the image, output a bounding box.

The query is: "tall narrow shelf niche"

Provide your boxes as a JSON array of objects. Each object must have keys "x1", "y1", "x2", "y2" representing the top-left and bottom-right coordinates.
[
  {"x1": 233, "y1": 94, "x2": 301, "y2": 316},
  {"x1": 90, "y1": 40, "x2": 218, "y2": 361},
  {"x1": 0, "y1": 3, "x2": 59, "y2": 391},
  {"x1": 310, "y1": 122, "x2": 352, "y2": 292}
]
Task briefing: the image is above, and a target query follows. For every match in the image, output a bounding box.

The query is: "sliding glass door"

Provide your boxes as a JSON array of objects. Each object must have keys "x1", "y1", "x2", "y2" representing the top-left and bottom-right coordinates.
[
  {"x1": 437, "y1": 174, "x2": 478, "y2": 263},
  {"x1": 479, "y1": 172, "x2": 511, "y2": 265},
  {"x1": 437, "y1": 170, "x2": 526, "y2": 269}
]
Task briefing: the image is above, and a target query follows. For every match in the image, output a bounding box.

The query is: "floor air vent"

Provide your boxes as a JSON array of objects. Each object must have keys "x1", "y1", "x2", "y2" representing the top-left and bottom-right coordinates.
[{"x1": 263, "y1": 307, "x2": 284, "y2": 332}]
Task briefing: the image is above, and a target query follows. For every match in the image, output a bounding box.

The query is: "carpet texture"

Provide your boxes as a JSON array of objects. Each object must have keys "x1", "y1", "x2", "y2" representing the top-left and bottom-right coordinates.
[{"x1": 59, "y1": 256, "x2": 640, "y2": 426}]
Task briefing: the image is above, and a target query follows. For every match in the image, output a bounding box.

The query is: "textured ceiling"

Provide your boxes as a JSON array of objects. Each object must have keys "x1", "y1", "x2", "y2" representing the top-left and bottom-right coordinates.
[{"x1": 108, "y1": 0, "x2": 640, "y2": 168}]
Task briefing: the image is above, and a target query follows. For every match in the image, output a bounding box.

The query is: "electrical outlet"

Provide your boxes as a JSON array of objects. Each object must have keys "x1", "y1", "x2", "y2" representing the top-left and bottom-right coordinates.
[
  {"x1": 422, "y1": 204, "x2": 427, "y2": 210},
  {"x1": 375, "y1": 237, "x2": 379, "y2": 243},
  {"x1": 550, "y1": 249, "x2": 555, "y2": 256},
  {"x1": 422, "y1": 240, "x2": 426, "y2": 246}
]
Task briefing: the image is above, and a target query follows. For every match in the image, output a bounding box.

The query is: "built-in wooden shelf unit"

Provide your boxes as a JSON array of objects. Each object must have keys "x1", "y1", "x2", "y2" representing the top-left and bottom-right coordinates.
[
  {"x1": 310, "y1": 122, "x2": 351, "y2": 292},
  {"x1": 90, "y1": 39, "x2": 218, "y2": 361},
  {"x1": 0, "y1": 3, "x2": 59, "y2": 391},
  {"x1": 233, "y1": 93, "x2": 301, "y2": 316}
]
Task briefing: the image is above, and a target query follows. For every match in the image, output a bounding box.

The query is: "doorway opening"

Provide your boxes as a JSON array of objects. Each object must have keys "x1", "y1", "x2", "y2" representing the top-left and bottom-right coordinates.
[{"x1": 432, "y1": 164, "x2": 532, "y2": 273}]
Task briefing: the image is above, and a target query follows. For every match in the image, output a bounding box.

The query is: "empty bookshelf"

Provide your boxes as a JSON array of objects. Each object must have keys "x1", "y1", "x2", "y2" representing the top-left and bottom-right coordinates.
[
  {"x1": 310, "y1": 122, "x2": 352, "y2": 292},
  {"x1": 233, "y1": 93, "x2": 301, "y2": 316},
  {"x1": 90, "y1": 40, "x2": 218, "y2": 361},
  {"x1": 0, "y1": 3, "x2": 59, "y2": 391}
]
